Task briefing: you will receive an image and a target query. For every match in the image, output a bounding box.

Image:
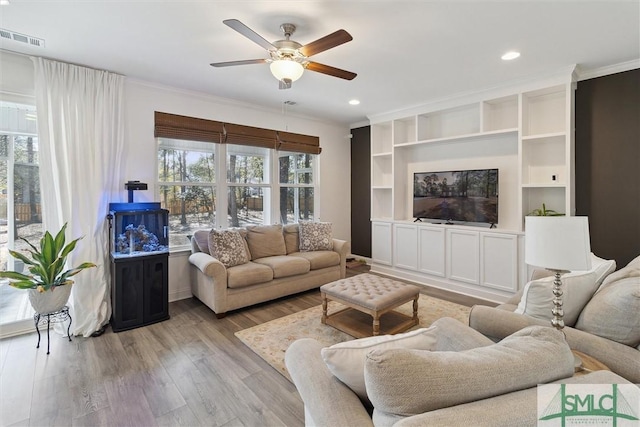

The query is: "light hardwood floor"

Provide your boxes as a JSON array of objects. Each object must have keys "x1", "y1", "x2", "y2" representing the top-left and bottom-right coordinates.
[{"x1": 0, "y1": 266, "x2": 496, "y2": 427}]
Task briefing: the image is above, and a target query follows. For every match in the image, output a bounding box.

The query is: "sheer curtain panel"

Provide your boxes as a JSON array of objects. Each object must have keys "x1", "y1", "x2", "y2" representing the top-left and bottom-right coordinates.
[{"x1": 32, "y1": 57, "x2": 124, "y2": 337}]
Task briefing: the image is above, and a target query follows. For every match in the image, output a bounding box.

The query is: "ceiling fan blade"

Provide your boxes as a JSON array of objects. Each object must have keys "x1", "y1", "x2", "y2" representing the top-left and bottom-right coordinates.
[
  {"x1": 299, "y1": 29, "x2": 353, "y2": 57},
  {"x1": 223, "y1": 19, "x2": 276, "y2": 51},
  {"x1": 306, "y1": 61, "x2": 357, "y2": 80},
  {"x1": 210, "y1": 59, "x2": 267, "y2": 67}
]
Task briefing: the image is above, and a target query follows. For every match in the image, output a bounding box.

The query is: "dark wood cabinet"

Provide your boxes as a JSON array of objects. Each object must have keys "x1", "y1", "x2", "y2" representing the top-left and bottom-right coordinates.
[{"x1": 111, "y1": 253, "x2": 169, "y2": 332}]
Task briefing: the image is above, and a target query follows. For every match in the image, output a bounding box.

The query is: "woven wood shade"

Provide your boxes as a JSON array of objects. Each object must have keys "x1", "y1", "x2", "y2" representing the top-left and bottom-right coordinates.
[{"x1": 154, "y1": 111, "x2": 321, "y2": 154}]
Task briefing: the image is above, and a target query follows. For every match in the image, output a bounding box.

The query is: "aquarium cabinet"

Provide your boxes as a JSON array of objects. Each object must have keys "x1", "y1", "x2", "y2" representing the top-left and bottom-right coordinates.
[{"x1": 108, "y1": 202, "x2": 170, "y2": 332}]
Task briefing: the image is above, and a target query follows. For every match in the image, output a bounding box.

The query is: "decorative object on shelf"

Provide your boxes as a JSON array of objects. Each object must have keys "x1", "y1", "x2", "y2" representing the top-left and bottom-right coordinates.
[
  {"x1": 524, "y1": 216, "x2": 591, "y2": 330},
  {"x1": 527, "y1": 203, "x2": 564, "y2": 216},
  {"x1": 0, "y1": 223, "x2": 96, "y2": 316}
]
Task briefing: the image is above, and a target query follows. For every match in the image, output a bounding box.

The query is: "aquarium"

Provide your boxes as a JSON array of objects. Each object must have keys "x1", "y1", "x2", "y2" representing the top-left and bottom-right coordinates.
[{"x1": 108, "y1": 202, "x2": 169, "y2": 258}]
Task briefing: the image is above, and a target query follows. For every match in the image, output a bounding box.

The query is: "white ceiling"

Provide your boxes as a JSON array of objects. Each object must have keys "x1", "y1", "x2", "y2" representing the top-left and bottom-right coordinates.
[{"x1": 1, "y1": 1, "x2": 639, "y2": 126}]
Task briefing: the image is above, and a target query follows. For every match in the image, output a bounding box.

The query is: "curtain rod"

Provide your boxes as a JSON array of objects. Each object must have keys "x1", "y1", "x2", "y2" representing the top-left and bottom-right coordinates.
[{"x1": 0, "y1": 48, "x2": 124, "y2": 76}]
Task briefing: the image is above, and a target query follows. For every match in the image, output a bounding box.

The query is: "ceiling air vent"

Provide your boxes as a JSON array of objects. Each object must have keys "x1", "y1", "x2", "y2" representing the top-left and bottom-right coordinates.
[{"x1": 0, "y1": 28, "x2": 45, "y2": 48}]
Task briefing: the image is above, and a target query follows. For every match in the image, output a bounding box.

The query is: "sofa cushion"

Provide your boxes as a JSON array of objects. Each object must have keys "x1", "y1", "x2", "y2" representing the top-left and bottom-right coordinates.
[
  {"x1": 207, "y1": 229, "x2": 249, "y2": 268},
  {"x1": 226, "y1": 261, "x2": 274, "y2": 289},
  {"x1": 514, "y1": 254, "x2": 615, "y2": 326},
  {"x1": 365, "y1": 326, "x2": 574, "y2": 419},
  {"x1": 193, "y1": 230, "x2": 210, "y2": 254},
  {"x1": 253, "y1": 255, "x2": 310, "y2": 279},
  {"x1": 283, "y1": 223, "x2": 300, "y2": 254},
  {"x1": 299, "y1": 221, "x2": 333, "y2": 251},
  {"x1": 321, "y1": 327, "x2": 440, "y2": 402},
  {"x1": 598, "y1": 254, "x2": 640, "y2": 290},
  {"x1": 575, "y1": 276, "x2": 640, "y2": 346},
  {"x1": 289, "y1": 251, "x2": 340, "y2": 270},
  {"x1": 245, "y1": 224, "x2": 286, "y2": 260}
]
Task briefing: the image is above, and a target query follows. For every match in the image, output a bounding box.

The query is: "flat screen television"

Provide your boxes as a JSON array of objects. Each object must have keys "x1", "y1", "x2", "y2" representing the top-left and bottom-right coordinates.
[{"x1": 413, "y1": 169, "x2": 498, "y2": 225}]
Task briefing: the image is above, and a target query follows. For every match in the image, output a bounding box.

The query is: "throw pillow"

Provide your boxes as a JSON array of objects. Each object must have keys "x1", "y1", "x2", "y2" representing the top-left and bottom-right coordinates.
[
  {"x1": 365, "y1": 326, "x2": 574, "y2": 418},
  {"x1": 321, "y1": 327, "x2": 439, "y2": 402},
  {"x1": 245, "y1": 224, "x2": 286, "y2": 260},
  {"x1": 575, "y1": 276, "x2": 640, "y2": 346},
  {"x1": 598, "y1": 254, "x2": 640, "y2": 290},
  {"x1": 514, "y1": 254, "x2": 615, "y2": 326},
  {"x1": 299, "y1": 221, "x2": 333, "y2": 251},
  {"x1": 207, "y1": 229, "x2": 249, "y2": 268}
]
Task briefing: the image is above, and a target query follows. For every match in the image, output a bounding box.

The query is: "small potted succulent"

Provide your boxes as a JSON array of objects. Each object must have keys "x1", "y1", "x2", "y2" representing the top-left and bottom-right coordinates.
[{"x1": 0, "y1": 223, "x2": 96, "y2": 314}]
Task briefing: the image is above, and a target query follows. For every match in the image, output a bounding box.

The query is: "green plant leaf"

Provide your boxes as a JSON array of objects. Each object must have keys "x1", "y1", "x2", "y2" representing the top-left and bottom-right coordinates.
[
  {"x1": 6, "y1": 249, "x2": 34, "y2": 266},
  {"x1": 0, "y1": 271, "x2": 33, "y2": 281},
  {"x1": 54, "y1": 223, "x2": 67, "y2": 254},
  {"x1": 8, "y1": 280, "x2": 39, "y2": 290}
]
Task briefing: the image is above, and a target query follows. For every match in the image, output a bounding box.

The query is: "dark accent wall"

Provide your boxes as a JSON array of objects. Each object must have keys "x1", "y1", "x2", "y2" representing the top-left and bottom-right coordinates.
[
  {"x1": 575, "y1": 68, "x2": 640, "y2": 268},
  {"x1": 350, "y1": 126, "x2": 371, "y2": 257}
]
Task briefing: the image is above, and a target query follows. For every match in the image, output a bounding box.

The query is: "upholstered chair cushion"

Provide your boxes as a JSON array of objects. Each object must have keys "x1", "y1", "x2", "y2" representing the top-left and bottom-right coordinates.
[
  {"x1": 365, "y1": 326, "x2": 574, "y2": 424},
  {"x1": 514, "y1": 254, "x2": 615, "y2": 326},
  {"x1": 207, "y1": 229, "x2": 249, "y2": 268},
  {"x1": 245, "y1": 224, "x2": 286, "y2": 260},
  {"x1": 299, "y1": 221, "x2": 333, "y2": 251}
]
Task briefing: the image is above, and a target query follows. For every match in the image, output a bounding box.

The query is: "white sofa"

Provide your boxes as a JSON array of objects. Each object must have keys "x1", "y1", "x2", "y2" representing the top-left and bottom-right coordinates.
[
  {"x1": 189, "y1": 223, "x2": 349, "y2": 317},
  {"x1": 470, "y1": 254, "x2": 640, "y2": 383},
  {"x1": 285, "y1": 317, "x2": 631, "y2": 426}
]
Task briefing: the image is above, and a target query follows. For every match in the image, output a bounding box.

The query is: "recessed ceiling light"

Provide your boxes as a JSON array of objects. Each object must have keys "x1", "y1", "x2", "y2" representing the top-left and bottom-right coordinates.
[
  {"x1": 501, "y1": 51, "x2": 521, "y2": 61},
  {"x1": 349, "y1": 99, "x2": 360, "y2": 105},
  {"x1": 0, "y1": 0, "x2": 10, "y2": 5}
]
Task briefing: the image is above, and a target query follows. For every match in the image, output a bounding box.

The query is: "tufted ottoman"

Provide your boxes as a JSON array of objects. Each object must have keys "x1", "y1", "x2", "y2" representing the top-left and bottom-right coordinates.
[{"x1": 320, "y1": 273, "x2": 420, "y2": 338}]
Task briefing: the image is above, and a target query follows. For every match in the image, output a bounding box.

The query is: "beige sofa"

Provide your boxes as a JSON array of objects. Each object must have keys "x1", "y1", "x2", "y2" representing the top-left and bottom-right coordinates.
[
  {"x1": 470, "y1": 254, "x2": 640, "y2": 383},
  {"x1": 189, "y1": 223, "x2": 349, "y2": 317},
  {"x1": 285, "y1": 317, "x2": 631, "y2": 426}
]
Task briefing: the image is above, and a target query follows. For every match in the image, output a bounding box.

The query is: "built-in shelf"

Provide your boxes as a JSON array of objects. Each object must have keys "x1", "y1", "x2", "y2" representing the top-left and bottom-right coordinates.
[{"x1": 370, "y1": 73, "x2": 576, "y2": 300}]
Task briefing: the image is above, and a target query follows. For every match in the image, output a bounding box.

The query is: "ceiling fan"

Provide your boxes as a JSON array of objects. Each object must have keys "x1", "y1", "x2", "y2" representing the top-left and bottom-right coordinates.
[{"x1": 210, "y1": 19, "x2": 357, "y2": 89}]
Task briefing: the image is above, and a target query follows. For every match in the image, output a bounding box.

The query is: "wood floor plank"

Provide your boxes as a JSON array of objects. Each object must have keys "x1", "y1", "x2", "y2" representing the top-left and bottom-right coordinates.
[{"x1": 0, "y1": 335, "x2": 36, "y2": 426}]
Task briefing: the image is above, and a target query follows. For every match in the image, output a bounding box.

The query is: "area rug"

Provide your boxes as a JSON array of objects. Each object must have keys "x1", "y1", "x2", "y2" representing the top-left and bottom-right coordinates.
[{"x1": 235, "y1": 294, "x2": 471, "y2": 380}]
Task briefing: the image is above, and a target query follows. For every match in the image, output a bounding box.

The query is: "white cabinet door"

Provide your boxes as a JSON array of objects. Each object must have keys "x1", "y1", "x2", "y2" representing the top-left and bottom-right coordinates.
[
  {"x1": 418, "y1": 226, "x2": 445, "y2": 276},
  {"x1": 447, "y1": 229, "x2": 479, "y2": 284},
  {"x1": 480, "y1": 233, "x2": 518, "y2": 292},
  {"x1": 394, "y1": 224, "x2": 418, "y2": 270},
  {"x1": 372, "y1": 221, "x2": 393, "y2": 265}
]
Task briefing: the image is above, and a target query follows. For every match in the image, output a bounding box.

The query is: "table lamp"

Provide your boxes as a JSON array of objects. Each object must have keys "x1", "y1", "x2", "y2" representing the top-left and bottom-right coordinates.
[{"x1": 524, "y1": 216, "x2": 592, "y2": 330}]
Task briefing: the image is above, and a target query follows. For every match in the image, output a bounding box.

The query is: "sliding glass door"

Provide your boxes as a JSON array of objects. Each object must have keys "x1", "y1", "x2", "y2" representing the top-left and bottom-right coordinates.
[{"x1": 0, "y1": 101, "x2": 42, "y2": 336}]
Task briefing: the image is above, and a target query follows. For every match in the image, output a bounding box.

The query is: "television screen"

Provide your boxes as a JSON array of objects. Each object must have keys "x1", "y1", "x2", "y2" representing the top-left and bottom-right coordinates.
[{"x1": 413, "y1": 169, "x2": 498, "y2": 224}]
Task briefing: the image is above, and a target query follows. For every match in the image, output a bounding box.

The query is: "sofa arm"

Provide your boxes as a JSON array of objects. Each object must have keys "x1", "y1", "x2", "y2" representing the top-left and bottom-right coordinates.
[
  {"x1": 469, "y1": 305, "x2": 640, "y2": 383},
  {"x1": 189, "y1": 252, "x2": 226, "y2": 278},
  {"x1": 332, "y1": 238, "x2": 351, "y2": 279},
  {"x1": 285, "y1": 338, "x2": 373, "y2": 427},
  {"x1": 188, "y1": 252, "x2": 229, "y2": 315}
]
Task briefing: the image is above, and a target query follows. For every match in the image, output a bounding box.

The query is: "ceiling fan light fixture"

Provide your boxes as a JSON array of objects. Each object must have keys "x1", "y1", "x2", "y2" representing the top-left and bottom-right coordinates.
[{"x1": 270, "y1": 59, "x2": 304, "y2": 82}]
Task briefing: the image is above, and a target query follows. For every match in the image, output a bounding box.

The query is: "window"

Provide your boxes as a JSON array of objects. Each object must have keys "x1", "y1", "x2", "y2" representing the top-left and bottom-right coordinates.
[
  {"x1": 157, "y1": 138, "x2": 216, "y2": 248},
  {"x1": 227, "y1": 144, "x2": 270, "y2": 227},
  {"x1": 279, "y1": 152, "x2": 315, "y2": 224}
]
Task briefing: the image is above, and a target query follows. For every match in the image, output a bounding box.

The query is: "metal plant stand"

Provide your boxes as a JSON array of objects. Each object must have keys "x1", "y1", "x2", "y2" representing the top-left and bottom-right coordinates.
[{"x1": 34, "y1": 305, "x2": 72, "y2": 355}]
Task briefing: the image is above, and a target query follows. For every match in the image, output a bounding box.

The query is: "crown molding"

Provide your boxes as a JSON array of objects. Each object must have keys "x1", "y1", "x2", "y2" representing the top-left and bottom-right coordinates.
[{"x1": 576, "y1": 59, "x2": 640, "y2": 81}]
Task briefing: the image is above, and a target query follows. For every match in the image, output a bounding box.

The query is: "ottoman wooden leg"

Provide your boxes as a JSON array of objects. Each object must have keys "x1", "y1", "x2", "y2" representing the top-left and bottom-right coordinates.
[
  {"x1": 413, "y1": 295, "x2": 419, "y2": 321},
  {"x1": 373, "y1": 311, "x2": 380, "y2": 336},
  {"x1": 321, "y1": 293, "x2": 328, "y2": 325}
]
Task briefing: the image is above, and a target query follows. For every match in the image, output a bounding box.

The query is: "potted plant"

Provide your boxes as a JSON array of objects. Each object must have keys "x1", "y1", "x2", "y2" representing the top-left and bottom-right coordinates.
[
  {"x1": 0, "y1": 223, "x2": 96, "y2": 314},
  {"x1": 528, "y1": 203, "x2": 565, "y2": 216}
]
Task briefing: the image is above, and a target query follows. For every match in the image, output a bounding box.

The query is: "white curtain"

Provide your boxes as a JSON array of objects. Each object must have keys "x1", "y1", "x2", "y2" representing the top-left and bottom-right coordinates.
[{"x1": 32, "y1": 57, "x2": 124, "y2": 337}]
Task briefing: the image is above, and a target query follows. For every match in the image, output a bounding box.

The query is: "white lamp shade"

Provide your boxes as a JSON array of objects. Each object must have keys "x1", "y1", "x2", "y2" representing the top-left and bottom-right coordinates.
[
  {"x1": 525, "y1": 216, "x2": 592, "y2": 271},
  {"x1": 270, "y1": 60, "x2": 304, "y2": 82}
]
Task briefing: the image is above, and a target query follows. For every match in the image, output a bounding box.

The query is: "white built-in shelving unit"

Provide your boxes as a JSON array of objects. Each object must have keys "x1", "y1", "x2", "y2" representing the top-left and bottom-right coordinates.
[{"x1": 369, "y1": 69, "x2": 576, "y2": 302}]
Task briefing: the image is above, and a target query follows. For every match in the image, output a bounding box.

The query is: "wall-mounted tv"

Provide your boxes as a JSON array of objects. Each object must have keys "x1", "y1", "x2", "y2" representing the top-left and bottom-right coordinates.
[{"x1": 413, "y1": 169, "x2": 498, "y2": 225}]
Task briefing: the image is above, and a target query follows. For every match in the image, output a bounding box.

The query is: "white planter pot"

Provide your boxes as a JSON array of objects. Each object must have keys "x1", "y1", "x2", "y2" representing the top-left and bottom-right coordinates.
[{"x1": 28, "y1": 284, "x2": 72, "y2": 315}]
